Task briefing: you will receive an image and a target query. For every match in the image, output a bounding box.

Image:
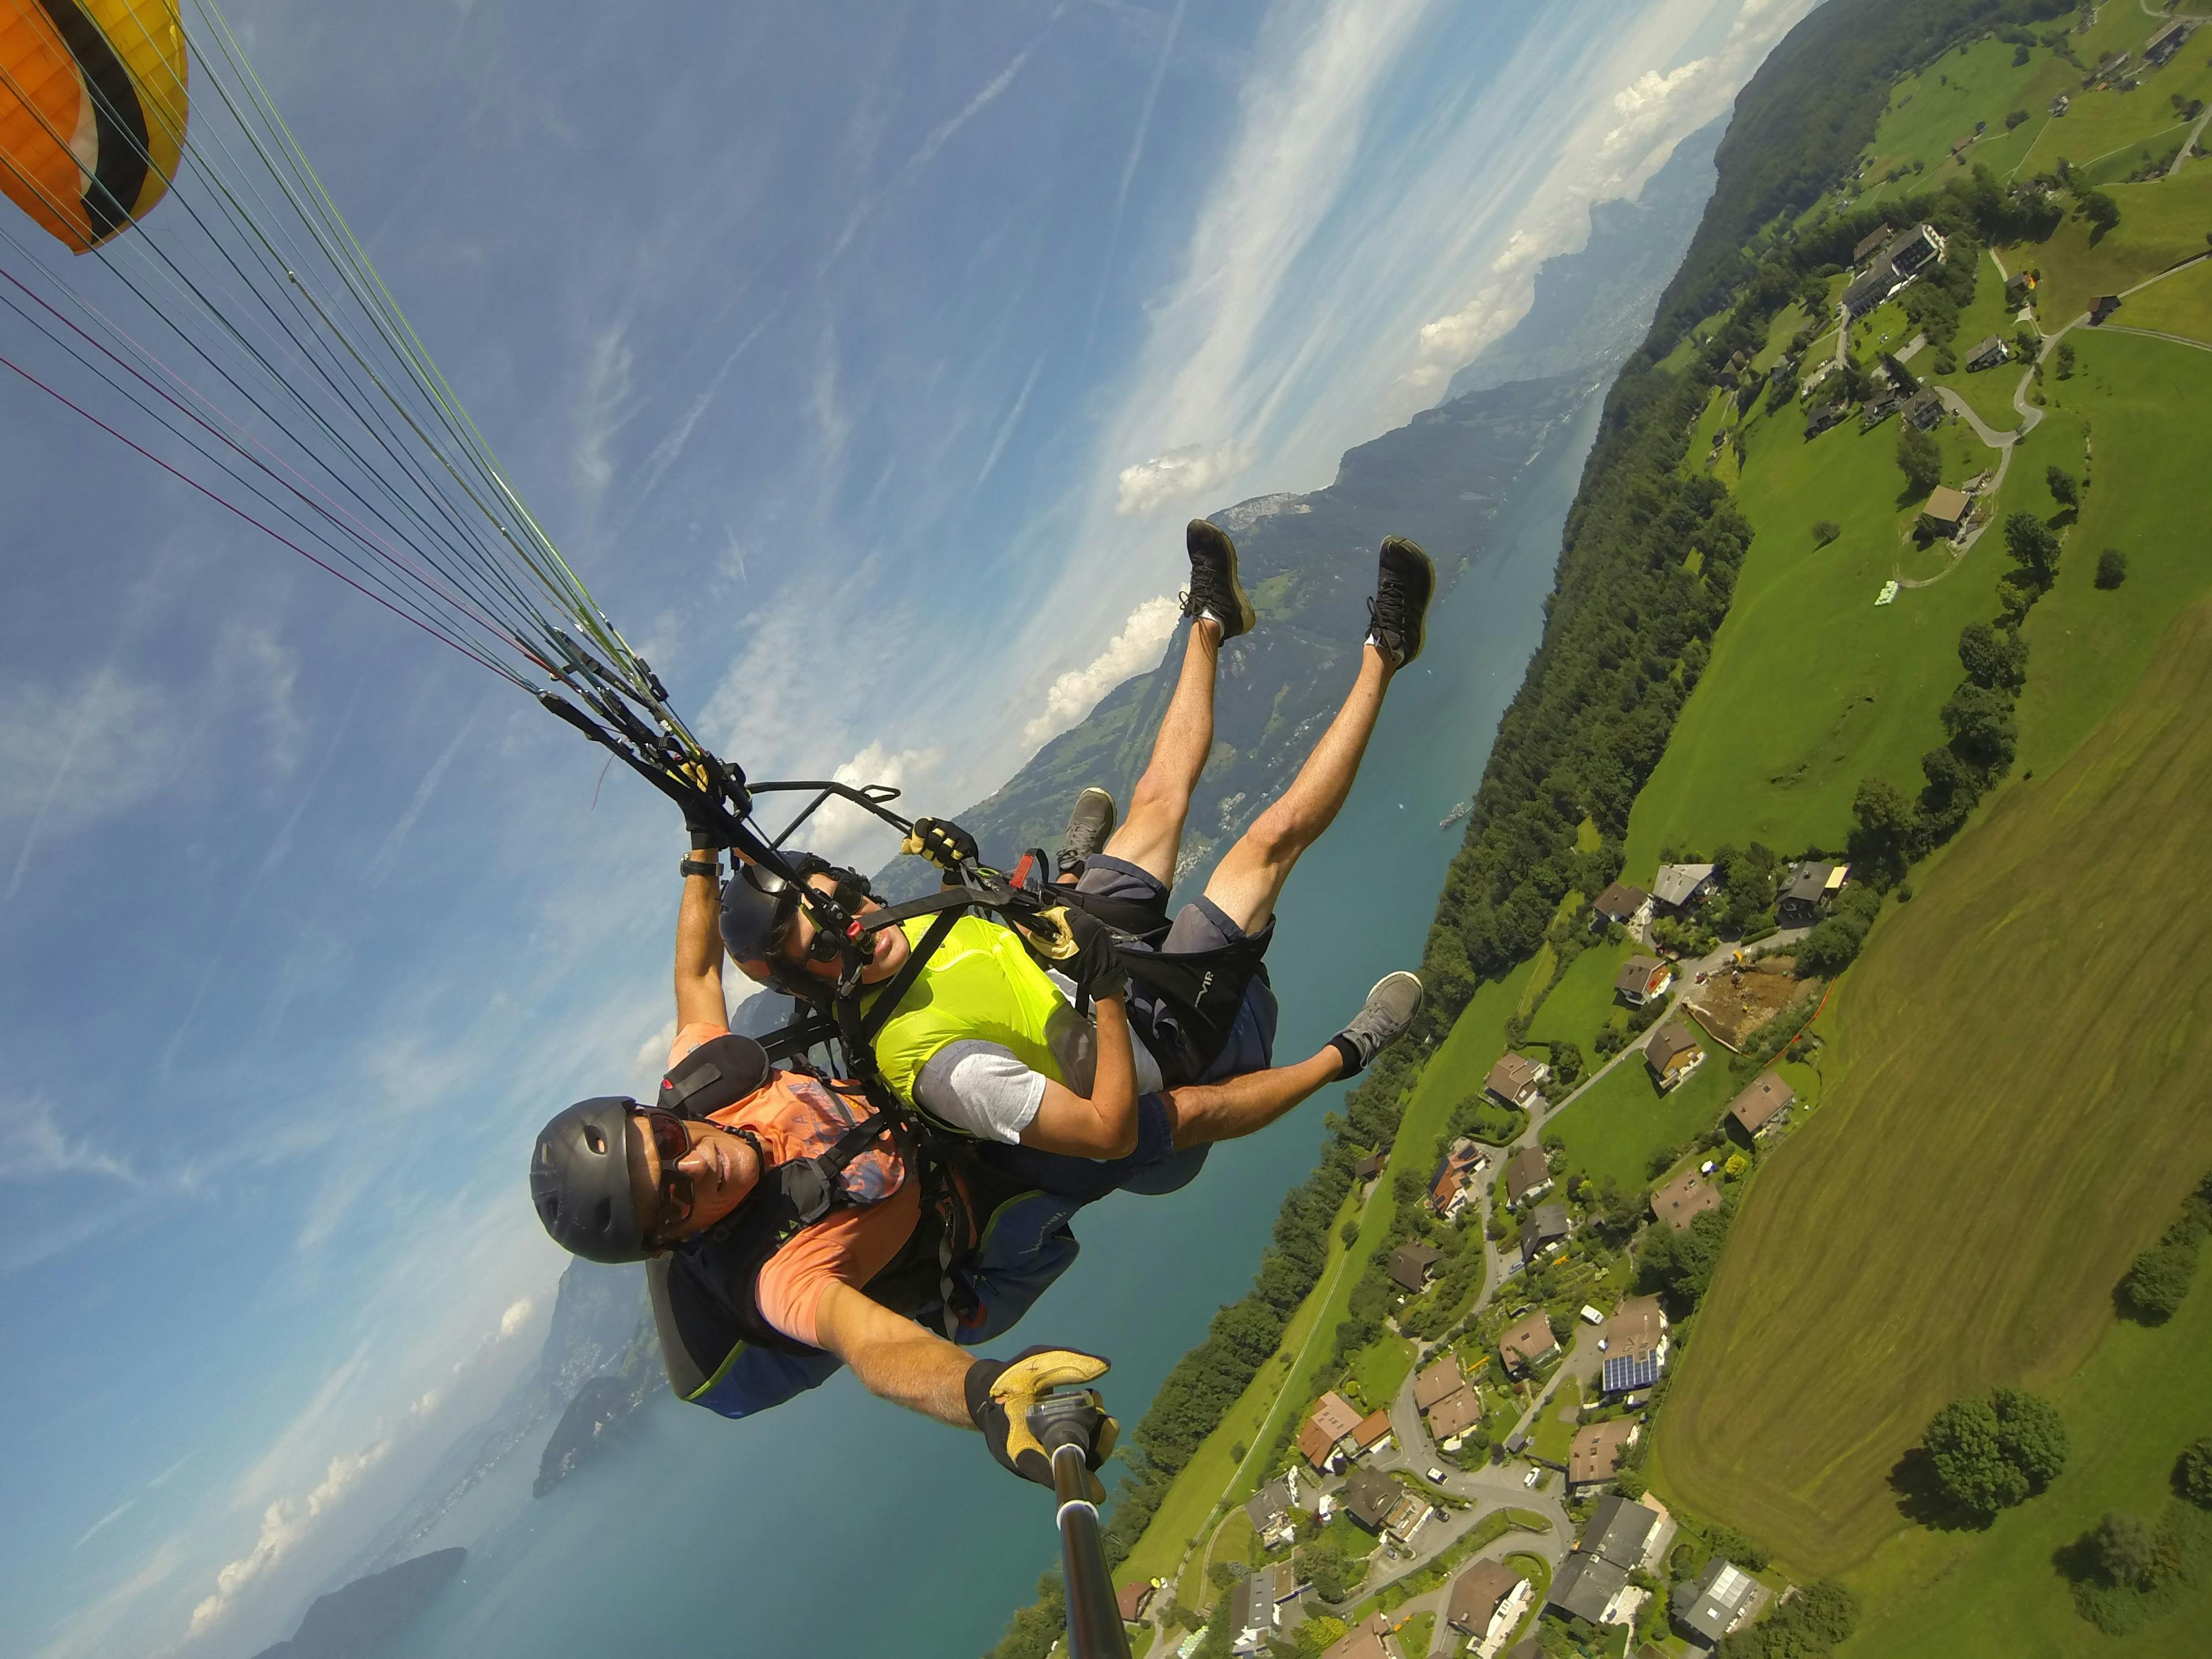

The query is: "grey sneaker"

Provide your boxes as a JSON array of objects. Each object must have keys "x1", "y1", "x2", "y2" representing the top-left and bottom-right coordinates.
[
  {"x1": 1330, "y1": 971, "x2": 1423, "y2": 1075},
  {"x1": 1182, "y1": 519, "x2": 1256, "y2": 641},
  {"x1": 1057, "y1": 786, "x2": 1118, "y2": 877},
  {"x1": 1366, "y1": 536, "x2": 1435, "y2": 665}
]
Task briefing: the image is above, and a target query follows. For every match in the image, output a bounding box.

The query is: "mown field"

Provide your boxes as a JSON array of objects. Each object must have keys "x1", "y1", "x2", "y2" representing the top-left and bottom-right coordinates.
[
  {"x1": 1623, "y1": 386, "x2": 2006, "y2": 872},
  {"x1": 1842, "y1": 1262, "x2": 2212, "y2": 1657},
  {"x1": 1547, "y1": 1036, "x2": 1737, "y2": 1197},
  {"x1": 2110, "y1": 251, "x2": 2212, "y2": 339},
  {"x1": 2029, "y1": 164, "x2": 2212, "y2": 327},
  {"x1": 1648, "y1": 599, "x2": 2212, "y2": 1574}
]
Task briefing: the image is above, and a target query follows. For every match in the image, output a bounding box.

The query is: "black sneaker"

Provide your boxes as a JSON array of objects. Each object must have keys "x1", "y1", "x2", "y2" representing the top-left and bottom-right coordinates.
[
  {"x1": 1330, "y1": 971, "x2": 1423, "y2": 1075},
  {"x1": 1182, "y1": 519, "x2": 1256, "y2": 641},
  {"x1": 1366, "y1": 536, "x2": 1435, "y2": 665},
  {"x1": 1057, "y1": 786, "x2": 1117, "y2": 877}
]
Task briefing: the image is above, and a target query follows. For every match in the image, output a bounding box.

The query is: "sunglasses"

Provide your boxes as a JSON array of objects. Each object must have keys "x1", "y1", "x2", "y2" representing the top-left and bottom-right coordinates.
[
  {"x1": 747, "y1": 865, "x2": 862, "y2": 965},
  {"x1": 635, "y1": 1105, "x2": 697, "y2": 1231}
]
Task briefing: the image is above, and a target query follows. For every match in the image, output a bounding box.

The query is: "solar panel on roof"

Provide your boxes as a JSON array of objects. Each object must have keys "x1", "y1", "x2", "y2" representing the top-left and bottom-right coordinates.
[{"x1": 1603, "y1": 1351, "x2": 1661, "y2": 1393}]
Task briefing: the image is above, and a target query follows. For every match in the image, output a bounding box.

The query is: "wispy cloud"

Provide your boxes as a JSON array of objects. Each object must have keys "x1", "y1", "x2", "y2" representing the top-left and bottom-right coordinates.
[
  {"x1": 73, "y1": 1499, "x2": 138, "y2": 1552},
  {"x1": 1083, "y1": 0, "x2": 1188, "y2": 358},
  {"x1": 1021, "y1": 594, "x2": 1180, "y2": 749},
  {"x1": 1115, "y1": 440, "x2": 1251, "y2": 517},
  {"x1": 363, "y1": 711, "x2": 479, "y2": 887}
]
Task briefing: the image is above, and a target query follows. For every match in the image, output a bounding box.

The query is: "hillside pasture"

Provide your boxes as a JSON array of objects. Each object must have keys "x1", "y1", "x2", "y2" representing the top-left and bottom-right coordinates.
[
  {"x1": 1526, "y1": 937, "x2": 1638, "y2": 1059},
  {"x1": 2103, "y1": 250, "x2": 2212, "y2": 341},
  {"x1": 1921, "y1": 247, "x2": 2031, "y2": 430},
  {"x1": 1544, "y1": 1037, "x2": 1736, "y2": 1199},
  {"x1": 2023, "y1": 165, "x2": 2212, "y2": 329},
  {"x1": 2016, "y1": 329, "x2": 2212, "y2": 774},
  {"x1": 1623, "y1": 391, "x2": 2002, "y2": 872},
  {"x1": 1647, "y1": 601, "x2": 2212, "y2": 1574}
]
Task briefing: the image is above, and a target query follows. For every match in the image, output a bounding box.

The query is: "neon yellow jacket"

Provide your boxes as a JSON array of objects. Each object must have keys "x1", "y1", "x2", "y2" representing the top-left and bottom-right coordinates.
[{"x1": 866, "y1": 915, "x2": 1070, "y2": 1111}]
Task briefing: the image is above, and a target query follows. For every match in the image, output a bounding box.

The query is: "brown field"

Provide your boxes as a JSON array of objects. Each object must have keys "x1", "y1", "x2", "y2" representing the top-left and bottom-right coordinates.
[
  {"x1": 1683, "y1": 959, "x2": 1815, "y2": 1052},
  {"x1": 1647, "y1": 602, "x2": 2212, "y2": 1574}
]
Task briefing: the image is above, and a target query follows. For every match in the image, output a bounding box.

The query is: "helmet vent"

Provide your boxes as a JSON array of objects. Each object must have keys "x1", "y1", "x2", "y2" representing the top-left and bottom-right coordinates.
[
  {"x1": 593, "y1": 1197, "x2": 613, "y2": 1232},
  {"x1": 584, "y1": 1125, "x2": 607, "y2": 1154}
]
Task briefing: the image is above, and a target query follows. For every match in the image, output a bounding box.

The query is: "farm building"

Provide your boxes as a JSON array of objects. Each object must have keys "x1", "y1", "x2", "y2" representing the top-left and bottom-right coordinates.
[
  {"x1": 1354, "y1": 1150, "x2": 1385, "y2": 1181},
  {"x1": 1591, "y1": 881, "x2": 1652, "y2": 931},
  {"x1": 1850, "y1": 222, "x2": 1893, "y2": 266},
  {"x1": 1651, "y1": 862, "x2": 1717, "y2": 912},
  {"x1": 1486, "y1": 1051, "x2": 1549, "y2": 1107},
  {"x1": 1388, "y1": 1240, "x2": 1444, "y2": 1293},
  {"x1": 1498, "y1": 1310, "x2": 1562, "y2": 1376},
  {"x1": 1118, "y1": 1580, "x2": 1157, "y2": 1624},
  {"x1": 1645, "y1": 1023, "x2": 1705, "y2": 1091},
  {"x1": 1504, "y1": 1147, "x2": 1554, "y2": 1207},
  {"x1": 1446, "y1": 1559, "x2": 1533, "y2": 1652},
  {"x1": 2050, "y1": 92, "x2": 2069, "y2": 116},
  {"x1": 2090, "y1": 294, "x2": 2122, "y2": 324},
  {"x1": 1521, "y1": 1200, "x2": 1571, "y2": 1263},
  {"x1": 1568, "y1": 1417, "x2": 1642, "y2": 1492},
  {"x1": 1615, "y1": 955, "x2": 1674, "y2": 1008},
  {"x1": 1726, "y1": 1071, "x2": 1796, "y2": 1141},
  {"x1": 1650, "y1": 1168, "x2": 1722, "y2": 1230},
  {"x1": 2147, "y1": 20, "x2": 2190, "y2": 66},
  {"x1": 1919, "y1": 486, "x2": 1972, "y2": 537}
]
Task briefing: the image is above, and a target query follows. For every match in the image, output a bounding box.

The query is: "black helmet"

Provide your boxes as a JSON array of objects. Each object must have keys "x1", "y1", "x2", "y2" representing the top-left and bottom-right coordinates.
[
  {"x1": 720, "y1": 862, "x2": 793, "y2": 984},
  {"x1": 530, "y1": 1097, "x2": 650, "y2": 1263}
]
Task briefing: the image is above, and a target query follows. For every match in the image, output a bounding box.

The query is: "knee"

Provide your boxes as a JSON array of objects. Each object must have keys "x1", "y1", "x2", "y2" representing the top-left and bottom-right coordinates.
[
  {"x1": 1126, "y1": 770, "x2": 1187, "y2": 820},
  {"x1": 1240, "y1": 803, "x2": 1308, "y2": 869}
]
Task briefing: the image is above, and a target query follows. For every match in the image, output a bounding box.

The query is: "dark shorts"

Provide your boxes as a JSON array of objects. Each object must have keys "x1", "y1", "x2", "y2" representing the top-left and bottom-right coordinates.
[{"x1": 976, "y1": 855, "x2": 1279, "y2": 1204}]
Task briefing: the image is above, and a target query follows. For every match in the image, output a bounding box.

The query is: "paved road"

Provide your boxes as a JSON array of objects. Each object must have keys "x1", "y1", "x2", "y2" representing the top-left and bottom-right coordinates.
[{"x1": 2101, "y1": 321, "x2": 2212, "y2": 352}]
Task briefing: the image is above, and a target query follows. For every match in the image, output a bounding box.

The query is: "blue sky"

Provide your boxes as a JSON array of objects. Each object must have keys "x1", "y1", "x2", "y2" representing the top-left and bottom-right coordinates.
[{"x1": 0, "y1": 2, "x2": 1809, "y2": 1653}]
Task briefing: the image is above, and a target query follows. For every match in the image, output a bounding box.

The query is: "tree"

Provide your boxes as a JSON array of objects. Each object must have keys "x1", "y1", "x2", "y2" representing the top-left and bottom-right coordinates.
[
  {"x1": 1300, "y1": 1539, "x2": 1350, "y2": 1604},
  {"x1": 1896, "y1": 425, "x2": 1943, "y2": 497},
  {"x1": 2078, "y1": 188, "x2": 2121, "y2": 236},
  {"x1": 1957, "y1": 622, "x2": 2027, "y2": 690},
  {"x1": 1812, "y1": 519, "x2": 1842, "y2": 547},
  {"x1": 1925, "y1": 1396, "x2": 2029, "y2": 1516},
  {"x1": 2096, "y1": 548, "x2": 2128, "y2": 589},
  {"x1": 2046, "y1": 465, "x2": 2079, "y2": 507},
  {"x1": 2005, "y1": 105, "x2": 2031, "y2": 126},
  {"x1": 2003, "y1": 511, "x2": 2062, "y2": 581},
  {"x1": 2055, "y1": 340, "x2": 2076, "y2": 379},
  {"x1": 2120, "y1": 1241, "x2": 2196, "y2": 1320},
  {"x1": 2088, "y1": 1510, "x2": 2177, "y2": 1590},
  {"x1": 1990, "y1": 1388, "x2": 2067, "y2": 1490},
  {"x1": 1294, "y1": 1615, "x2": 1347, "y2": 1654},
  {"x1": 2177, "y1": 1438, "x2": 2212, "y2": 1508},
  {"x1": 1847, "y1": 775, "x2": 1915, "y2": 886},
  {"x1": 1551, "y1": 1040, "x2": 1584, "y2": 1087},
  {"x1": 1941, "y1": 683, "x2": 2018, "y2": 771}
]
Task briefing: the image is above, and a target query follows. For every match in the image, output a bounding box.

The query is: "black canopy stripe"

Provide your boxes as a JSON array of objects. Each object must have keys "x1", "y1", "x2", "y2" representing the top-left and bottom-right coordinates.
[{"x1": 35, "y1": 0, "x2": 152, "y2": 244}]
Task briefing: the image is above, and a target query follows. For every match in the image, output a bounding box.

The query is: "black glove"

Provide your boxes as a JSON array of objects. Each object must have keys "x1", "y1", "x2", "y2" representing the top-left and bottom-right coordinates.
[
  {"x1": 965, "y1": 1346, "x2": 1118, "y2": 1501},
  {"x1": 683, "y1": 796, "x2": 724, "y2": 851},
  {"x1": 1065, "y1": 906, "x2": 1130, "y2": 1002},
  {"x1": 903, "y1": 817, "x2": 979, "y2": 872}
]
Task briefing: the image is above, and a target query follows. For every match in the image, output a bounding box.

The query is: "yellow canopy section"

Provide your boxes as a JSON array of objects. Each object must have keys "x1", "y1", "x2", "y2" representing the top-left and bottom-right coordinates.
[{"x1": 1, "y1": 0, "x2": 188, "y2": 252}]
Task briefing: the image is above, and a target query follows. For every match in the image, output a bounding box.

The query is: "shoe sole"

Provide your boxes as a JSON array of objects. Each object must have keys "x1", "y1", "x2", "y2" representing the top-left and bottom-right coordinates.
[
  {"x1": 1378, "y1": 537, "x2": 1435, "y2": 665},
  {"x1": 1361, "y1": 970, "x2": 1425, "y2": 1027},
  {"x1": 1070, "y1": 786, "x2": 1117, "y2": 845},
  {"x1": 1190, "y1": 519, "x2": 1257, "y2": 641}
]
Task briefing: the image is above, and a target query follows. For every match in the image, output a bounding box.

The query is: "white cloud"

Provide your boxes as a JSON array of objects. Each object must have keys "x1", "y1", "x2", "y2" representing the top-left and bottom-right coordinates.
[
  {"x1": 188, "y1": 1440, "x2": 395, "y2": 1637},
  {"x1": 0, "y1": 1093, "x2": 181, "y2": 1190},
  {"x1": 498, "y1": 1296, "x2": 535, "y2": 1338},
  {"x1": 1021, "y1": 594, "x2": 1180, "y2": 750},
  {"x1": 637, "y1": 1014, "x2": 680, "y2": 1072},
  {"x1": 1115, "y1": 442, "x2": 1251, "y2": 517}
]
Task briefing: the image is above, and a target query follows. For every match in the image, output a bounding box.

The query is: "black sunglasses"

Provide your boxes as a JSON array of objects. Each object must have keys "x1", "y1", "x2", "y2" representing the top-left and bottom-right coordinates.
[
  {"x1": 634, "y1": 1104, "x2": 696, "y2": 1230},
  {"x1": 748, "y1": 866, "x2": 859, "y2": 965}
]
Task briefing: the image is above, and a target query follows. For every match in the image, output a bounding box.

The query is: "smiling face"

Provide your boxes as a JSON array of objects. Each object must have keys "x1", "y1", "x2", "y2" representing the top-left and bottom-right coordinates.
[
  {"x1": 624, "y1": 1109, "x2": 762, "y2": 1245},
  {"x1": 774, "y1": 872, "x2": 910, "y2": 986}
]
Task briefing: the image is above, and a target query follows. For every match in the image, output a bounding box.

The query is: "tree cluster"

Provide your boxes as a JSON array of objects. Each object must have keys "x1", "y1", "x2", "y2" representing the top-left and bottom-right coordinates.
[
  {"x1": 1635, "y1": 1200, "x2": 1737, "y2": 1309},
  {"x1": 1921, "y1": 1387, "x2": 2069, "y2": 1518},
  {"x1": 1715, "y1": 1580, "x2": 1861, "y2": 1659},
  {"x1": 2118, "y1": 1169, "x2": 2211, "y2": 1322}
]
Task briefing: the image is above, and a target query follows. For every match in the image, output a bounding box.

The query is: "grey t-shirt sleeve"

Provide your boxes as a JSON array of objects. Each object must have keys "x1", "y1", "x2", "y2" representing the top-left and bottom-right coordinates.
[{"x1": 913, "y1": 1040, "x2": 1049, "y2": 1144}]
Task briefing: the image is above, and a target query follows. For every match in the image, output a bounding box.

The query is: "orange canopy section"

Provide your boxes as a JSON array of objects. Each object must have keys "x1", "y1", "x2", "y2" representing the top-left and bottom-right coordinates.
[{"x1": 1, "y1": 0, "x2": 187, "y2": 253}]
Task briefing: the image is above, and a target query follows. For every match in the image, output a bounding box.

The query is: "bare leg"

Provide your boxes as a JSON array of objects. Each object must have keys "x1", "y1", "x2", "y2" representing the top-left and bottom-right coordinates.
[
  {"x1": 1164, "y1": 1047, "x2": 1344, "y2": 1149},
  {"x1": 1201, "y1": 643, "x2": 1394, "y2": 934},
  {"x1": 1100, "y1": 618, "x2": 1222, "y2": 885}
]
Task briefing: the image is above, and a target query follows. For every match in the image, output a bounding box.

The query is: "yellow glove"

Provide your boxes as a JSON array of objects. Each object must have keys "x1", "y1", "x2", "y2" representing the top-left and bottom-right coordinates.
[
  {"x1": 902, "y1": 816, "x2": 979, "y2": 872},
  {"x1": 964, "y1": 1346, "x2": 1119, "y2": 1501}
]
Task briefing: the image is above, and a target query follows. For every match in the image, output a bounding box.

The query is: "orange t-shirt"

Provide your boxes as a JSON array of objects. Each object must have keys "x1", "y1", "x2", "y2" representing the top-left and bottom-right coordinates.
[{"x1": 669, "y1": 1022, "x2": 921, "y2": 1350}]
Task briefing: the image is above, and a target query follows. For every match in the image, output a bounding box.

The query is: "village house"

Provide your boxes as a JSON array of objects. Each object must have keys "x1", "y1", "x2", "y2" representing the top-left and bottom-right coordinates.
[
  {"x1": 2005, "y1": 270, "x2": 2033, "y2": 308},
  {"x1": 1650, "y1": 862, "x2": 1717, "y2": 914},
  {"x1": 1503, "y1": 1146, "x2": 1554, "y2": 1208},
  {"x1": 1778, "y1": 859, "x2": 1849, "y2": 926},
  {"x1": 1804, "y1": 400, "x2": 1849, "y2": 437},
  {"x1": 1342, "y1": 1468, "x2": 1427, "y2": 1544},
  {"x1": 1498, "y1": 1309, "x2": 1562, "y2": 1377},
  {"x1": 1351, "y1": 1408, "x2": 1394, "y2": 1461},
  {"x1": 1842, "y1": 222, "x2": 1947, "y2": 317},
  {"x1": 1388, "y1": 1239, "x2": 1444, "y2": 1294},
  {"x1": 1244, "y1": 1470, "x2": 1302, "y2": 1548},
  {"x1": 1413, "y1": 1353, "x2": 1465, "y2": 1412},
  {"x1": 1117, "y1": 1579, "x2": 1157, "y2": 1626},
  {"x1": 1859, "y1": 393, "x2": 1904, "y2": 431},
  {"x1": 1644, "y1": 1022, "x2": 1705, "y2": 1092},
  {"x1": 2050, "y1": 91, "x2": 2070, "y2": 116},
  {"x1": 1649, "y1": 1166, "x2": 1722, "y2": 1231},
  {"x1": 1903, "y1": 388, "x2": 1944, "y2": 430},
  {"x1": 1964, "y1": 332, "x2": 2010, "y2": 372},
  {"x1": 1590, "y1": 880, "x2": 1652, "y2": 933},
  {"x1": 1430, "y1": 1138, "x2": 1491, "y2": 1220},
  {"x1": 1850, "y1": 222, "x2": 1893, "y2": 267},
  {"x1": 1320, "y1": 1611, "x2": 1401, "y2": 1659},
  {"x1": 1600, "y1": 1296, "x2": 1669, "y2": 1396},
  {"x1": 1521, "y1": 1200, "x2": 1571, "y2": 1264},
  {"x1": 1228, "y1": 1564, "x2": 1292, "y2": 1657},
  {"x1": 1446, "y1": 1559, "x2": 1533, "y2": 1658},
  {"x1": 1354, "y1": 1150, "x2": 1387, "y2": 1182},
  {"x1": 1300, "y1": 1391, "x2": 1365, "y2": 1470},
  {"x1": 1548, "y1": 1495, "x2": 1671, "y2": 1627},
  {"x1": 1568, "y1": 1416, "x2": 1642, "y2": 1493},
  {"x1": 1675, "y1": 1558, "x2": 1768, "y2": 1649},
  {"x1": 1726, "y1": 1070, "x2": 1796, "y2": 1143},
  {"x1": 1427, "y1": 1383, "x2": 1482, "y2": 1444},
  {"x1": 1918, "y1": 484, "x2": 1971, "y2": 539},
  {"x1": 1615, "y1": 955, "x2": 1674, "y2": 1009},
  {"x1": 1485, "y1": 1051, "x2": 1550, "y2": 1109},
  {"x1": 2147, "y1": 20, "x2": 2191, "y2": 66}
]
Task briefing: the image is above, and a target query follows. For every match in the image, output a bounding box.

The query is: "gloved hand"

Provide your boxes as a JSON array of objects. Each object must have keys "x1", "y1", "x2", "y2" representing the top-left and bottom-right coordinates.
[
  {"x1": 965, "y1": 1346, "x2": 1119, "y2": 1501},
  {"x1": 1065, "y1": 906, "x2": 1129, "y2": 1002},
  {"x1": 683, "y1": 794, "x2": 724, "y2": 852},
  {"x1": 903, "y1": 817, "x2": 979, "y2": 872}
]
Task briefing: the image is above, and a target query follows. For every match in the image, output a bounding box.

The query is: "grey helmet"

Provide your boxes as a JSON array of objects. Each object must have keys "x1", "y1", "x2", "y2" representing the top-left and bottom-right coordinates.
[{"x1": 530, "y1": 1097, "x2": 650, "y2": 1264}]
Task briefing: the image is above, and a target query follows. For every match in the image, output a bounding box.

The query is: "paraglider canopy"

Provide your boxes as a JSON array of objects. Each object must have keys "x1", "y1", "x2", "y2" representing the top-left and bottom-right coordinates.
[{"x1": 1, "y1": 0, "x2": 188, "y2": 252}]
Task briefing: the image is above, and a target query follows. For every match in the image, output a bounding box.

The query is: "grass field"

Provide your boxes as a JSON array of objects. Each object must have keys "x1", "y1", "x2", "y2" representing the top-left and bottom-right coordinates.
[
  {"x1": 2016, "y1": 329, "x2": 2212, "y2": 774},
  {"x1": 1921, "y1": 248, "x2": 2031, "y2": 430},
  {"x1": 2109, "y1": 251, "x2": 2212, "y2": 339},
  {"x1": 1529, "y1": 1378, "x2": 1583, "y2": 1465},
  {"x1": 1113, "y1": 963, "x2": 1535, "y2": 1590},
  {"x1": 2025, "y1": 165, "x2": 2212, "y2": 328},
  {"x1": 1841, "y1": 1264, "x2": 2212, "y2": 1657},
  {"x1": 1647, "y1": 600, "x2": 2212, "y2": 1574},
  {"x1": 1526, "y1": 938, "x2": 1637, "y2": 1056},
  {"x1": 1546, "y1": 1040, "x2": 1737, "y2": 1198},
  {"x1": 1349, "y1": 1334, "x2": 1415, "y2": 1411},
  {"x1": 1623, "y1": 388, "x2": 2004, "y2": 872}
]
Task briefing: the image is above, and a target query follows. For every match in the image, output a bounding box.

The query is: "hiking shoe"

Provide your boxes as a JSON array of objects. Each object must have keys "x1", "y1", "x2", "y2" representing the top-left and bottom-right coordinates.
[
  {"x1": 1057, "y1": 786, "x2": 1118, "y2": 877},
  {"x1": 1365, "y1": 536, "x2": 1435, "y2": 666},
  {"x1": 1182, "y1": 518, "x2": 1255, "y2": 641},
  {"x1": 1330, "y1": 971, "x2": 1424, "y2": 1076}
]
